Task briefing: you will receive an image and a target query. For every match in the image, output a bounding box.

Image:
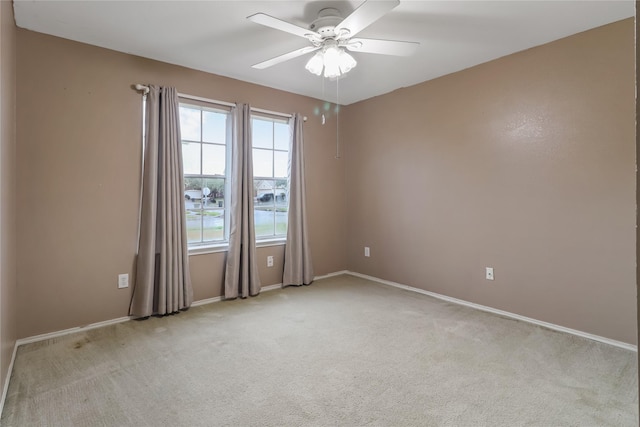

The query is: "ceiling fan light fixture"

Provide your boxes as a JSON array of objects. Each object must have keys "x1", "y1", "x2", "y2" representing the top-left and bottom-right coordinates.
[
  {"x1": 305, "y1": 51, "x2": 324, "y2": 76},
  {"x1": 305, "y1": 45, "x2": 357, "y2": 78},
  {"x1": 338, "y1": 50, "x2": 357, "y2": 74},
  {"x1": 324, "y1": 61, "x2": 341, "y2": 79},
  {"x1": 323, "y1": 45, "x2": 341, "y2": 65},
  {"x1": 322, "y1": 45, "x2": 342, "y2": 78}
]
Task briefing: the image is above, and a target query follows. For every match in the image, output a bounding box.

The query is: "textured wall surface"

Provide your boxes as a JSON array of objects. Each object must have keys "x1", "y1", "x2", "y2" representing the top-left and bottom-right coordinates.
[
  {"x1": 343, "y1": 19, "x2": 636, "y2": 344},
  {"x1": 0, "y1": 0, "x2": 17, "y2": 398},
  {"x1": 16, "y1": 29, "x2": 346, "y2": 338},
  {"x1": 12, "y1": 18, "x2": 637, "y2": 346}
]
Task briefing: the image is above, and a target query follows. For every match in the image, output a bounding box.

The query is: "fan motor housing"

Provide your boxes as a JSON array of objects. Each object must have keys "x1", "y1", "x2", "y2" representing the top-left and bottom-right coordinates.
[{"x1": 309, "y1": 8, "x2": 343, "y2": 38}]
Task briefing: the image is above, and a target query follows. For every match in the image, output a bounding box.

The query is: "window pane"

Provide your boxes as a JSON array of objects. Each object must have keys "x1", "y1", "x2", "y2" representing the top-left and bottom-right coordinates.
[
  {"x1": 275, "y1": 208, "x2": 288, "y2": 236},
  {"x1": 202, "y1": 111, "x2": 226, "y2": 144},
  {"x1": 182, "y1": 142, "x2": 200, "y2": 175},
  {"x1": 275, "y1": 179, "x2": 287, "y2": 207},
  {"x1": 184, "y1": 177, "x2": 203, "y2": 208},
  {"x1": 274, "y1": 151, "x2": 288, "y2": 178},
  {"x1": 186, "y1": 209, "x2": 202, "y2": 243},
  {"x1": 202, "y1": 144, "x2": 225, "y2": 176},
  {"x1": 254, "y1": 207, "x2": 274, "y2": 237},
  {"x1": 204, "y1": 178, "x2": 225, "y2": 208},
  {"x1": 252, "y1": 119, "x2": 273, "y2": 149},
  {"x1": 202, "y1": 209, "x2": 224, "y2": 241},
  {"x1": 254, "y1": 179, "x2": 274, "y2": 206},
  {"x1": 274, "y1": 122, "x2": 290, "y2": 150},
  {"x1": 275, "y1": 179, "x2": 287, "y2": 192},
  {"x1": 184, "y1": 176, "x2": 203, "y2": 191},
  {"x1": 251, "y1": 116, "x2": 289, "y2": 240},
  {"x1": 180, "y1": 106, "x2": 201, "y2": 141},
  {"x1": 253, "y1": 148, "x2": 273, "y2": 177},
  {"x1": 180, "y1": 102, "x2": 231, "y2": 246}
]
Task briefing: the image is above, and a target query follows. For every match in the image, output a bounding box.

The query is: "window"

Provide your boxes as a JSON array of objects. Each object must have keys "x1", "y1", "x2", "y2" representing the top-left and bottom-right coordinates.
[
  {"x1": 180, "y1": 102, "x2": 230, "y2": 246},
  {"x1": 252, "y1": 115, "x2": 290, "y2": 239}
]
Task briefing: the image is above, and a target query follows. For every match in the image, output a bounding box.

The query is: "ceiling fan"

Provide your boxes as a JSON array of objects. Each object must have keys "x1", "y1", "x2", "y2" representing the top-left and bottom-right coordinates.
[{"x1": 247, "y1": 0, "x2": 419, "y2": 79}]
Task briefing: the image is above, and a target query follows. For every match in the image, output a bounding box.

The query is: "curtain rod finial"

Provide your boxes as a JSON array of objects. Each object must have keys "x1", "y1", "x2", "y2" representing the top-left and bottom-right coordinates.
[{"x1": 135, "y1": 84, "x2": 149, "y2": 94}]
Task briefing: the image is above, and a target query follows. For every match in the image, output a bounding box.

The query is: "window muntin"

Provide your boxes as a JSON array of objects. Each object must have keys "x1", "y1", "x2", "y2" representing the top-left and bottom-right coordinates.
[
  {"x1": 180, "y1": 103, "x2": 230, "y2": 246},
  {"x1": 252, "y1": 116, "x2": 290, "y2": 239}
]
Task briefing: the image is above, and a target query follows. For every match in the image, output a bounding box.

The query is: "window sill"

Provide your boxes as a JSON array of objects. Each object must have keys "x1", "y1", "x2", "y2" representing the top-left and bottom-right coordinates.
[
  {"x1": 256, "y1": 238, "x2": 286, "y2": 248},
  {"x1": 188, "y1": 238, "x2": 286, "y2": 256},
  {"x1": 188, "y1": 243, "x2": 228, "y2": 256}
]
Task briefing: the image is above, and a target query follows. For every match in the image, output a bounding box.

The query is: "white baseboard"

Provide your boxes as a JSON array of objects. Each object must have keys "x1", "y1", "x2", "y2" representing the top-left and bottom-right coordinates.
[
  {"x1": 261, "y1": 284, "x2": 282, "y2": 292},
  {"x1": 192, "y1": 271, "x2": 346, "y2": 307},
  {"x1": 314, "y1": 270, "x2": 349, "y2": 280},
  {"x1": 10, "y1": 269, "x2": 636, "y2": 353},
  {"x1": 190, "y1": 283, "x2": 286, "y2": 308},
  {"x1": 190, "y1": 296, "x2": 223, "y2": 307},
  {"x1": 16, "y1": 316, "x2": 133, "y2": 347},
  {"x1": 347, "y1": 271, "x2": 637, "y2": 352},
  {"x1": 0, "y1": 340, "x2": 18, "y2": 417},
  {"x1": 15, "y1": 271, "x2": 345, "y2": 344},
  {"x1": 6, "y1": 267, "x2": 630, "y2": 417}
]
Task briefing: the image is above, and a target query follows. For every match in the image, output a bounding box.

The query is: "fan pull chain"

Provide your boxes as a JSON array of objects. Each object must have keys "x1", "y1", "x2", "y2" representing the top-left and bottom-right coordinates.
[
  {"x1": 321, "y1": 76, "x2": 326, "y2": 125},
  {"x1": 335, "y1": 78, "x2": 340, "y2": 159}
]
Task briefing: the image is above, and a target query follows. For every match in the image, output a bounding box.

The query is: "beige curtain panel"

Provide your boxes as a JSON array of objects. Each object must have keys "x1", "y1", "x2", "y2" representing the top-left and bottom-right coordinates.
[
  {"x1": 283, "y1": 113, "x2": 314, "y2": 287},
  {"x1": 130, "y1": 85, "x2": 193, "y2": 317},
  {"x1": 224, "y1": 104, "x2": 261, "y2": 298}
]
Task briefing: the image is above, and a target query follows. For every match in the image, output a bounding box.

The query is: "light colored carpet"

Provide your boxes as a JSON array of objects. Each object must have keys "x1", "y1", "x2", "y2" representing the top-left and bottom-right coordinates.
[{"x1": 1, "y1": 274, "x2": 637, "y2": 426}]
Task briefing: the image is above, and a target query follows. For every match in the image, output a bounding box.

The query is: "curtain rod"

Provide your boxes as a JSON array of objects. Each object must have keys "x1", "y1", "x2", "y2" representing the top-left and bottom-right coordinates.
[
  {"x1": 179, "y1": 92, "x2": 236, "y2": 108},
  {"x1": 134, "y1": 84, "x2": 306, "y2": 121}
]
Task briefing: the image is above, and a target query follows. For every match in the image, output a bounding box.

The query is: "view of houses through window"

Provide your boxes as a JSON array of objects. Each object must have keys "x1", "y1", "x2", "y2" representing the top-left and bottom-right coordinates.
[
  {"x1": 252, "y1": 115, "x2": 290, "y2": 239},
  {"x1": 180, "y1": 102, "x2": 230, "y2": 245},
  {"x1": 179, "y1": 102, "x2": 290, "y2": 247}
]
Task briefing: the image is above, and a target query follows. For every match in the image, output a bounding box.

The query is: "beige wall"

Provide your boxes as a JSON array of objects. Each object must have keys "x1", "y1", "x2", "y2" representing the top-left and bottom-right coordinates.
[
  {"x1": 11, "y1": 18, "x2": 637, "y2": 346},
  {"x1": 635, "y1": 2, "x2": 639, "y2": 403},
  {"x1": 15, "y1": 29, "x2": 346, "y2": 338},
  {"x1": 0, "y1": 0, "x2": 17, "y2": 395},
  {"x1": 343, "y1": 19, "x2": 636, "y2": 344}
]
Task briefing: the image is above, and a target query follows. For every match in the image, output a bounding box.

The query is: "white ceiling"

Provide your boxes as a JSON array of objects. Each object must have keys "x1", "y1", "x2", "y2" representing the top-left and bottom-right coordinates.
[{"x1": 13, "y1": 1, "x2": 634, "y2": 105}]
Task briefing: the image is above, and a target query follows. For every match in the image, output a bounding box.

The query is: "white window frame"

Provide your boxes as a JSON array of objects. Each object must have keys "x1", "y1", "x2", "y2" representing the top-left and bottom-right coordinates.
[
  {"x1": 180, "y1": 100, "x2": 232, "y2": 250},
  {"x1": 251, "y1": 113, "x2": 291, "y2": 242}
]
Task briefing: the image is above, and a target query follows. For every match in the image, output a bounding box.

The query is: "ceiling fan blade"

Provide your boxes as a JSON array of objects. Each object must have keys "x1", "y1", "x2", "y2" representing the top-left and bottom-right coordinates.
[
  {"x1": 345, "y1": 38, "x2": 419, "y2": 56},
  {"x1": 247, "y1": 13, "x2": 321, "y2": 42},
  {"x1": 334, "y1": 0, "x2": 400, "y2": 39},
  {"x1": 252, "y1": 46, "x2": 320, "y2": 69}
]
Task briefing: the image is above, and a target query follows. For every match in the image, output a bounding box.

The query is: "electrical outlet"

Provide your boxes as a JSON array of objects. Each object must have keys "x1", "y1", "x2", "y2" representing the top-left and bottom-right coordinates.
[
  {"x1": 364, "y1": 247, "x2": 370, "y2": 257},
  {"x1": 485, "y1": 267, "x2": 494, "y2": 281},
  {"x1": 267, "y1": 256, "x2": 274, "y2": 267},
  {"x1": 118, "y1": 273, "x2": 129, "y2": 289}
]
